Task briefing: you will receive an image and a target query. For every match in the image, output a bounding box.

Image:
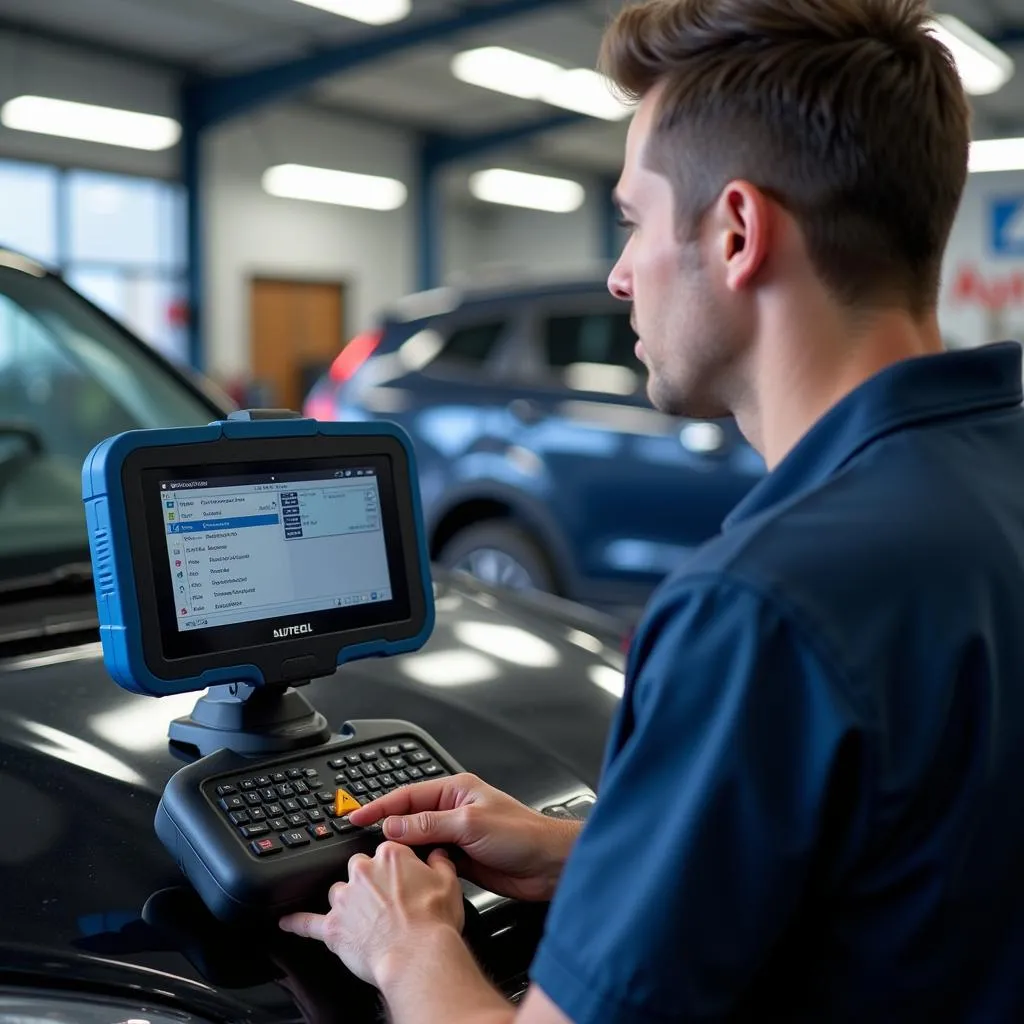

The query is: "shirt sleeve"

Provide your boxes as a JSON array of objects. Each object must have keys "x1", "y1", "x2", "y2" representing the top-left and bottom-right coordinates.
[{"x1": 529, "y1": 575, "x2": 869, "y2": 1024}]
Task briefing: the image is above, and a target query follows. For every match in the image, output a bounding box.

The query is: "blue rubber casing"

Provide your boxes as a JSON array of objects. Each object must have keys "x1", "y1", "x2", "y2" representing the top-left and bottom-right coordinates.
[{"x1": 81, "y1": 417, "x2": 435, "y2": 697}]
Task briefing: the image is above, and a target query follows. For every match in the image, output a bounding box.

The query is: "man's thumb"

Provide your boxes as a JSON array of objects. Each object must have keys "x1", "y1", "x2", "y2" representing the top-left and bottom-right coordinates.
[{"x1": 383, "y1": 809, "x2": 460, "y2": 845}]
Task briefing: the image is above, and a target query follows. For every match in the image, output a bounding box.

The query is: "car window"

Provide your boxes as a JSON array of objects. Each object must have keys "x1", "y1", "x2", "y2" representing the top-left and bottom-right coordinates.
[
  {"x1": 542, "y1": 312, "x2": 642, "y2": 395},
  {"x1": 0, "y1": 264, "x2": 216, "y2": 578},
  {"x1": 429, "y1": 320, "x2": 506, "y2": 371}
]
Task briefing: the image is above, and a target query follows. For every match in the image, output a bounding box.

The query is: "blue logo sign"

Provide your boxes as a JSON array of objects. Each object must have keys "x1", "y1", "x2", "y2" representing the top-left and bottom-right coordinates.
[{"x1": 990, "y1": 197, "x2": 1024, "y2": 256}]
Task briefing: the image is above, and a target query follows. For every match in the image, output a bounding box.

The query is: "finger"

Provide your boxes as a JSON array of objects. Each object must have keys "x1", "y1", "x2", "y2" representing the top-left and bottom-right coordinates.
[
  {"x1": 279, "y1": 912, "x2": 328, "y2": 941},
  {"x1": 348, "y1": 777, "x2": 462, "y2": 825},
  {"x1": 427, "y1": 847, "x2": 458, "y2": 878}
]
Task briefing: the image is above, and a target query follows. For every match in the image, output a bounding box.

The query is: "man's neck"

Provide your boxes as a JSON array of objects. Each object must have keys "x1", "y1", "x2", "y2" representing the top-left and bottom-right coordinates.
[{"x1": 737, "y1": 304, "x2": 945, "y2": 471}]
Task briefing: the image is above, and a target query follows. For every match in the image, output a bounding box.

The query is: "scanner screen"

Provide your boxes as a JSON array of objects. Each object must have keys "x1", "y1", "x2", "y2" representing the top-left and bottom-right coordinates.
[{"x1": 160, "y1": 468, "x2": 392, "y2": 633}]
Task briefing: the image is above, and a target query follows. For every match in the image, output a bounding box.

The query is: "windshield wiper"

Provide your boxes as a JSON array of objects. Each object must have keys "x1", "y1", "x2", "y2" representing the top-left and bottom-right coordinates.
[{"x1": 0, "y1": 561, "x2": 95, "y2": 601}]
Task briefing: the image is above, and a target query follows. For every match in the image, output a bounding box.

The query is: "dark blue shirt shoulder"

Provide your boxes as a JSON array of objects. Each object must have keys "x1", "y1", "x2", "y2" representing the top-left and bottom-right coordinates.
[{"x1": 531, "y1": 343, "x2": 1024, "y2": 1022}]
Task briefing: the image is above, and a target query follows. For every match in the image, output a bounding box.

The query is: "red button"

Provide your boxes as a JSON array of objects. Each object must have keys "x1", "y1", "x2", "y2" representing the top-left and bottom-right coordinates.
[
  {"x1": 251, "y1": 837, "x2": 281, "y2": 856},
  {"x1": 309, "y1": 823, "x2": 332, "y2": 840}
]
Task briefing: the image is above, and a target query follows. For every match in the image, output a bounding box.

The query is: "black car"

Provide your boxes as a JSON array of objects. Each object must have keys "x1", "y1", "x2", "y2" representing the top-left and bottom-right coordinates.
[
  {"x1": 0, "y1": 250, "x2": 626, "y2": 1019},
  {"x1": 304, "y1": 274, "x2": 764, "y2": 622}
]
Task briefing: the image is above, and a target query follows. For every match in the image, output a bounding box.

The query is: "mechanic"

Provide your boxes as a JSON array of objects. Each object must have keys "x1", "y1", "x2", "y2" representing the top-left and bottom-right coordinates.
[{"x1": 280, "y1": 0, "x2": 1024, "y2": 1020}]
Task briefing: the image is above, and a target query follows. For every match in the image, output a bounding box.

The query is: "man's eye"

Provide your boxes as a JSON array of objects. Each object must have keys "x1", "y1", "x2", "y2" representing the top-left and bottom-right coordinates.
[{"x1": 617, "y1": 218, "x2": 635, "y2": 231}]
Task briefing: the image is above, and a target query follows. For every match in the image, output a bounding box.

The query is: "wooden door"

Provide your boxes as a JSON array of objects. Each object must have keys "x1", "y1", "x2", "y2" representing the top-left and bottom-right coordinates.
[{"x1": 250, "y1": 278, "x2": 345, "y2": 412}]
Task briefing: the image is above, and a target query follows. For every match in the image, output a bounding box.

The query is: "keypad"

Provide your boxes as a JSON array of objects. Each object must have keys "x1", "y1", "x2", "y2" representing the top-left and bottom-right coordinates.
[{"x1": 204, "y1": 736, "x2": 451, "y2": 858}]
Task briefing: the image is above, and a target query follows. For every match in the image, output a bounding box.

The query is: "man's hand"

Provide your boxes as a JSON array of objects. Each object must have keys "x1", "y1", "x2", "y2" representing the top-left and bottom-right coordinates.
[
  {"x1": 348, "y1": 774, "x2": 581, "y2": 903},
  {"x1": 279, "y1": 843, "x2": 464, "y2": 989}
]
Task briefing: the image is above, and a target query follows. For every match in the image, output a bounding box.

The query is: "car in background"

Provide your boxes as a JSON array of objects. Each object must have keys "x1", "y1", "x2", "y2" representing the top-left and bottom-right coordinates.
[
  {"x1": 0, "y1": 248, "x2": 628, "y2": 1018},
  {"x1": 304, "y1": 273, "x2": 765, "y2": 620}
]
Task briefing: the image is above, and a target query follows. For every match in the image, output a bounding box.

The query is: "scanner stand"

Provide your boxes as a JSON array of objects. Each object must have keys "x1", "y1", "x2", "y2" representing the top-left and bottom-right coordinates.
[{"x1": 168, "y1": 680, "x2": 332, "y2": 760}]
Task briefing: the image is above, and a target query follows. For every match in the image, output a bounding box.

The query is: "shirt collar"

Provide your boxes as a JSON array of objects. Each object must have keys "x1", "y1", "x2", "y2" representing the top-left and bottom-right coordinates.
[{"x1": 724, "y1": 341, "x2": 1024, "y2": 530}]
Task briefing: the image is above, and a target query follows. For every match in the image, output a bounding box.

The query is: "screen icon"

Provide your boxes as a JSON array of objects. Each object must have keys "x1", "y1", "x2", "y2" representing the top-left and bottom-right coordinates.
[
  {"x1": 167, "y1": 512, "x2": 176, "y2": 522},
  {"x1": 174, "y1": 559, "x2": 182, "y2": 567},
  {"x1": 165, "y1": 500, "x2": 175, "y2": 509},
  {"x1": 179, "y1": 608, "x2": 188, "y2": 616}
]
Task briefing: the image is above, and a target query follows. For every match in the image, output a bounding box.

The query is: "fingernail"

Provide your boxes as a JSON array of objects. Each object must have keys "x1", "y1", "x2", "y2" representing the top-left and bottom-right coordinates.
[{"x1": 384, "y1": 816, "x2": 406, "y2": 838}]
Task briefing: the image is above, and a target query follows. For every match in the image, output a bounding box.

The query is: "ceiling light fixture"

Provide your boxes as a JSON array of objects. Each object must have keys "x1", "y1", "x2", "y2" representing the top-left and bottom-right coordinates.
[
  {"x1": 968, "y1": 137, "x2": 1024, "y2": 173},
  {"x1": 0, "y1": 96, "x2": 181, "y2": 151},
  {"x1": 289, "y1": 0, "x2": 410, "y2": 25},
  {"x1": 452, "y1": 46, "x2": 631, "y2": 121},
  {"x1": 469, "y1": 168, "x2": 586, "y2": 213},
  {"x1": 262, "y1": 164, "x2": 408, "y2": 210},
  {"x1": 927, "y1": 15, "x2": 1014, "y2": 95}
]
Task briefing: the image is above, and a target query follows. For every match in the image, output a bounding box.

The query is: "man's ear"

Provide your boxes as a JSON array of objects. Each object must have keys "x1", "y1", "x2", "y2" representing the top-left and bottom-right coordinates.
[{"x1": 713, "y1": 180, "x2": 772, "y2": 292}]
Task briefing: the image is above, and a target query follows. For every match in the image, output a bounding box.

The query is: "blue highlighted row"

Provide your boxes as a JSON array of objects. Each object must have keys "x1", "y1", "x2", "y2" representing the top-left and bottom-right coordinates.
[{"x1": 168, "y1": 514, "x2": 281, "y2": 533}]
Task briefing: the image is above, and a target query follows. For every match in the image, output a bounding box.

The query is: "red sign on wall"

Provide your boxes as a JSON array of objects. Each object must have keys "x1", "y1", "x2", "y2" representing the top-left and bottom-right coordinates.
[{"x1": 949, "y1": 264, "x2": 1024, "y2": 311}]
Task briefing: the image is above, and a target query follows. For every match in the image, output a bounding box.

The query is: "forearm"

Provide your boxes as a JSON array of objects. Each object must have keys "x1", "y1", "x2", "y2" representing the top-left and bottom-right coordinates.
[{"x1": 377, "y1": 924, "x2": 514, "y2": 1024}]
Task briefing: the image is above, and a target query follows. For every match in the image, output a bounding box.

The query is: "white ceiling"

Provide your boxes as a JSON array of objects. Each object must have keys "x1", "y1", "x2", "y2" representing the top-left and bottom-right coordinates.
[{"x1": 4, "y1": 0, "x2": 1024, "y2": 177}]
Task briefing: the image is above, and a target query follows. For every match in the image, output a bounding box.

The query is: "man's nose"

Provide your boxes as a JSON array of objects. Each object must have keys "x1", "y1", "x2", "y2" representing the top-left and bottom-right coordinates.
[{"x1": 608, "y1": 255, "x2": 632, "y2": 301}]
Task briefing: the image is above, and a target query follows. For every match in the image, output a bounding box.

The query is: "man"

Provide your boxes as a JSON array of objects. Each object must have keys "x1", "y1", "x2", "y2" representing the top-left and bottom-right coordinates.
[{"x1": 282, "y1": 1, "x2": 1024, "y2": 1020}]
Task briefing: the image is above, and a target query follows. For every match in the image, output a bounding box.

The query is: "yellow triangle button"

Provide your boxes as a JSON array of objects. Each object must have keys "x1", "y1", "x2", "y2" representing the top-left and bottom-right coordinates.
[{"x1": 335, "y1": 789, "x2": 362, "y2": 817}]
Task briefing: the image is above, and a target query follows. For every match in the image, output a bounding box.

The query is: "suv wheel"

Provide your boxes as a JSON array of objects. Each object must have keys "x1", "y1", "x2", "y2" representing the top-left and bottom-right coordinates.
[{"x1": 438, "y1": 522, "x2": 556, "y2": 593}]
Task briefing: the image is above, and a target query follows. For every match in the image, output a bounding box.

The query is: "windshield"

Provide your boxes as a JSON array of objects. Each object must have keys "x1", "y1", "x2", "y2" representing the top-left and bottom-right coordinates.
[{"x1": 0, "y1": 259, "x2": 218, "y2": 582}]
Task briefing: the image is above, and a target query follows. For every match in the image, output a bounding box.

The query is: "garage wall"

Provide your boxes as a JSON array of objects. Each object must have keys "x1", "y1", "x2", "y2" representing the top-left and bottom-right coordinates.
[
  {"x1": 202, "y1": 104, "x2": 418, "y2": 381},
  {"x1": 0, "y1": 32, "x2": 179, "y2": 179},
  {"x1": 940, "y1": 171, "x2": 1024, "y2": 350}
]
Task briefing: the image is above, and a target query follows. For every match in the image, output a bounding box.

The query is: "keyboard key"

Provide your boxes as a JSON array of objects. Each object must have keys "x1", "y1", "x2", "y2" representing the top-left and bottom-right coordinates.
[
  {"x1": 287, "y1": 769, "x2": 304, "y2": 780},
  {"x1": 249, "y1": 807, "x2": 267, "y2": 822},
  {"x1": 260, "y1": 788, "x2": 276, "y2": 802},
  {"x1": 306, "y1": 808, "x2": 324, "y2": 823},
  {"x1": 318, "y1": 790, "x2": 336, "y2": 804},
  {"x1": 281, "y1": 830, "x2": 311, "y2": 848},
  {"x1": 244, "y1": 792, "x2": 263, "y2": 807},
  {"x1": 265, "y1": 802, "x2": 284, "y2": 818},
  {"x1": 276, "y1": 784, "x2": 295, "y2": 798},
  {"x1": 390, "y1": 757, "x2": 407, "y2": 769},
  {"x1": 220, "y1": 795, "x2": 246, "y2": 812},
  {"x1": 254, "y1": 776, "x2": 271, "y2": 787},
  {"x1": 298, "y1": 795, "x2": 317, "y2": 809},
  {"x1": 406, "y1": 767, "x2": 424, "y2": 780},
  {"x1": 269, "y1": 817, "x2": 289, "y2": 831},
  {"x1": 346, "y1": 766, "x2": 363, "y2": 781},
  {"x1": 346, "y1": 754, "x2": 362, "y2": 765},
  {"x1": 400, "y1": 742, "x2": 418, "y2": 752},
  {"x1": 282, "y1": 798, "x2": 301, "y2": 814},
  {"x1": 375, "y1": 760, "x2": 392, "y2": 773},
  {"x1": 251, "y1": 836, "x2": 281, "y2": 857},
  {"x1": 423, "y1": 764, "x2": 443, "y2": 777},
  {"x1": 287, "y1": 813, "x2": 307, "y2": 827},
  {"x1": 228, "y1": 810, "x2": 251, "y2": 826},
  {"x1": 293, "y1": 781, "x2": 310, "y2": 795},
  {"x1": 216, "y1": 784, "x2": 237, "y2": 796},
  {"x1": 304, "y1": 768, "x2": 319, "y2": 778},
  {"x1": 308, "y1": 822, "x2": 333, "y2": 840},
  {"x1": 410, "y1": 752, "x2": 430, "y2": 764},
  {"x1": 362, "y1": 764, "x2": 378, "y2": 776},
  {"x1": 365, "y1": 778, "x2": 382, "y2": 791},
  {"x1": 393, "y1": 770, "x2": 410, "y2": 784},
  {"x1": 332, "y1": 815, "x2": 355, "y2": 832},
  {"x1": 360, "y1": 750, "x2": 378, "y2": 762},
  {"x1": 328, "y1": 758, "x2": 346, "y2": 770},
  {"x1": 270, "y1": 772, "x2": 287, "y2": 784},
  {"x1": 240, "y1": 822, "x2": 270, "y2": 838},
  {"x1": 350, "y1": 781, "x2": 368, "y2": 795},
  {"x1": 240, "y1": 779, "x2": 257, "y2": 790},
  {"x1": 306, "y1": 776, "x2": 321, "y2": 791},
  {"x1": 382, "y1": 745, "x2": 401, "y2": 757},
  {"x1": 379, "y1": 774, "x2": 396, "y2": 788}
]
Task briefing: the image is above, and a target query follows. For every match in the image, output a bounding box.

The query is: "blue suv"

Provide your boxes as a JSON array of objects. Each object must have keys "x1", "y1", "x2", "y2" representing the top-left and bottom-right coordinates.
[{"x1": 304, "y1": 274, "x2": 764, "y2": 619}]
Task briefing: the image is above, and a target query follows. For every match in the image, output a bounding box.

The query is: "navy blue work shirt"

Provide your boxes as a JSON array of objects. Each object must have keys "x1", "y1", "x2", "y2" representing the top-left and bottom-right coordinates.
[{"x1": 530, "y1": 342, "x2": 1024, "y2": 1023}]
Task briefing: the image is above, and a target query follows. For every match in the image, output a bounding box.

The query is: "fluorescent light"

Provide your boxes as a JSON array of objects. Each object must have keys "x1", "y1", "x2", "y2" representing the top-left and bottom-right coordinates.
[
  {"x1": 289, "y1": 0, "x2": 410, "y2": 25},
  {"x1": 969, "y1": 137, "x2": 1024, "y2": 173},
  {"x1": 469, "y1": 168, "x2": 585, "y2": 213},
  {"x1": 262, "y1": 163, "x2": 407, "y2": 210},
  {"x1": 927, "y1": 15, "x2": 1014, "y2": 95},
  {"x1": 0, "y1": 96, "x2": 180, "y2": 151},
  {"x1": 452, "y1": 46, "x2": 631, "y2": 121},
  {"x1": 451, "y1": 46, "x2": 561, "y2": 100}
]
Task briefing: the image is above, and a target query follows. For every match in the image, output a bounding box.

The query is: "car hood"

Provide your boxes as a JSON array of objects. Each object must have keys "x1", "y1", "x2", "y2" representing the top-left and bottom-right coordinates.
[{"x1": 0, "y1": 572, "x2": 625, "y2": 1022}]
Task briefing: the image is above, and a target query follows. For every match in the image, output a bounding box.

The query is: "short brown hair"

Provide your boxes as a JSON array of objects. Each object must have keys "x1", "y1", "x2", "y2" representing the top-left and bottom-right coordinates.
[{"x1": 600, "y1": 0, "x2": 971, "y2": 314}]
